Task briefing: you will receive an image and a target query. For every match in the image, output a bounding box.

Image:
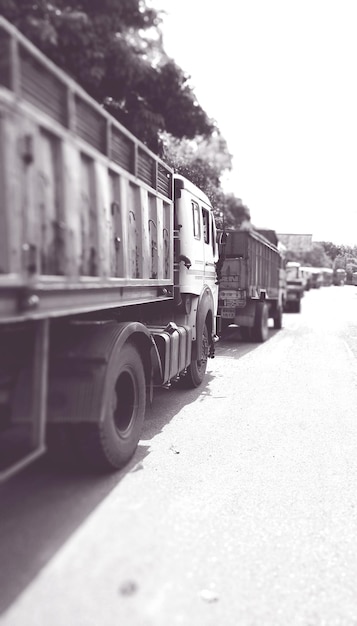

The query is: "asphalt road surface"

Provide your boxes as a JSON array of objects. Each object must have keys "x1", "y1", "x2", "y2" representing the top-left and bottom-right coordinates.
[{"x1": 1, "y1": 285, "x2": 357, "y2": 626}]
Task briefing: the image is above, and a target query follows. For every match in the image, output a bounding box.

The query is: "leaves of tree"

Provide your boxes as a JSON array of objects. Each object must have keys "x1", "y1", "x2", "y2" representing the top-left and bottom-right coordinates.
[
  {"x1": 0, "y1": 0, "x2": 213, "y2": 149},
  {"x1": 162, "y1": 132, "x2": 250, "y2": 229}
]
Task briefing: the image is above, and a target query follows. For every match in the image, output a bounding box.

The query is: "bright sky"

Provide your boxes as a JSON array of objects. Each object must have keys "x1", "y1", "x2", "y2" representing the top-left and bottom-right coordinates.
[{"x1": 153, "y1": 0, "x2": 357, "y2": 245}]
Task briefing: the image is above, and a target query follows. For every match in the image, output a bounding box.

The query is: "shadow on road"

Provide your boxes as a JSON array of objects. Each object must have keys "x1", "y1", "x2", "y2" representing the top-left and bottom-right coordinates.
[
  {"x1": 0, "y1": 366, "x2": 215, "y2": 615},
  {"x1": 0, "y1": 450, "x2": 145, "y2": 614},
  {"x1": 0, "y1": 324, "x2": 282, "y2": 614},
  {"x1": 216, "y1": 324, "x2": 281, "y2": 358},
  {"x1": 142, "y1": 369, "x2": 215, "y2": 440}
]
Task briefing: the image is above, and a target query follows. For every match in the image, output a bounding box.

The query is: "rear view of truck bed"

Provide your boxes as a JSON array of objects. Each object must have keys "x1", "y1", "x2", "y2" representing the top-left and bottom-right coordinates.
[{"x1": 218, "y1": 229, "x2": 284, "y2": 341}]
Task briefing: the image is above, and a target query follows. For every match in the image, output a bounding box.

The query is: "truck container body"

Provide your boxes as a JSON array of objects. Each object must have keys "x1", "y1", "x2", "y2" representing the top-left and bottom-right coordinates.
[
  {"x1": 284, "y1": 261, "x2": 305, "y2": 312},
  {"x1": 309, "y1": 267, "x2": 323, "y2": 289},
  {"x1": 317, "y1": 267, "x2": 333, "y2": 287},
  {"x1": 300, "y1": 266, "x2": 313, "y2": 290},
  {"x1": 217, "y1": 229, "x2": 284, "y2": 341},
  {"x1": 298, "y1": 265, "x2": 329, "y2": 290},
  {"x1": 0, "y1": 17, "x2": 218, "y2": 480}
]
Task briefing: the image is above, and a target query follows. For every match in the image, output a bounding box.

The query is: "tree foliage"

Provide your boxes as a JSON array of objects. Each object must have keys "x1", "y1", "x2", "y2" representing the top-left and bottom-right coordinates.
[
  {"x1": 331, "y1": 248, "x2": 357, "y2": 281},
  {"x1": 224, "y1": 195, "x2": 251, "y2": 229},
  {"x1": 0, "y1": 0, "x2": 213, "y2": 150},
  {"x1": 320, "y1": 242, "x2": 357, "y2": 275},
  {"x1": 284, "y1": 240, "x2": 357, "y2": 282},
  {"x1": 285, "y1": 243, "x2": 332, "y2": 268},
  {"x1": 0, "y1": 0, "x2": 253, "y2": 227},
  {"x1": 320, "y1": 241, "x2": 357, "y2": 261},
  {"x1": 162, "y1": 132, "x2": 251, "y2": 229}
]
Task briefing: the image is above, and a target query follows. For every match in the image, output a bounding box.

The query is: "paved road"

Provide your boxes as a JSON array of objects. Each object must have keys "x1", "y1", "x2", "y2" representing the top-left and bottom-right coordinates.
[{"x1": 1, "y1": 285, "x2": 357, "y2": 625}]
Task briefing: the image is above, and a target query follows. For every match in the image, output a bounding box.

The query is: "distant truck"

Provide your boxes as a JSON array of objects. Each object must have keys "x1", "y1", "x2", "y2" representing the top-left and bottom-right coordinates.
[
  {"x1": 309, "y1": 267, "x2": 323, "y2": 289},
  {"x1": 217, "y1": 229, "x2": 285, "y2": 342},
  {"x1": 333, "y1": 268, "x2": 346, "y2": 286},
  {"x1": 284, "y1": 261, "x2": 304, "y2": 312},
  {"x1": 300, "y1": 266, "x2": 313, "y2": 290},
  {"x1": 321, "y1": 268, "x2": 333, "y2": 286},
  {"x1": 0, "y1": 18, "x2": 218, "y2": 479}
]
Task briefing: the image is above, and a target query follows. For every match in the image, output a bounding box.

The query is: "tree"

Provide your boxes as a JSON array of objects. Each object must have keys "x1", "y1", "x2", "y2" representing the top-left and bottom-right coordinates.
[
  {"x1": 286, "y1": 243, "x2": 332, "y2": 268},
  {"x1": 162, "y1": 132, "x2": 250, "y2": 228},
  {"x1": 320, "y1": 241, "x2": 342, "y2": 261},
  {"x1": 141, "y1": 61, "x2": 214, "y2": 144},
  {"x1": 222, "y1": 194, "x2": 251, "y2": 230},
  {"x1": 1, "y1": 0, "x2": 252, "y2": 227},
  {"x1": 318, "y1": 242, "x2": 357, "y2": 281},
  {"x1": 0, "y1": 0, "x2": 213, "y2": 150}
]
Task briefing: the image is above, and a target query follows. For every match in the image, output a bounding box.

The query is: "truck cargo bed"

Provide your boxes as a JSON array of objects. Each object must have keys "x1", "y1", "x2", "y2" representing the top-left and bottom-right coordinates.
[
  {"x1": 219, "y1": 229, "x2": 280, "y2": 297},
  {"x1": 0, "y1": 17, "x2": 174, "y2": 323}
]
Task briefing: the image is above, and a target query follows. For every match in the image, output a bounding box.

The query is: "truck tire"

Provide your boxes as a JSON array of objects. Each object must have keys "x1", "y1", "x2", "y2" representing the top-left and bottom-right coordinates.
[
  {"x1": 48, "y1": 343, "x2": 146, "y2": 471},
  {"x1": 80, "y1": 342, "x2": 146, "y2": 470},
  {"x1": 183, "y1": 323, "x2": 209, "y2": 388},
  {"x1": 274, "y1": 305, "x2": 283, "y2": 329},
  {"x1": 251, "y1": 302, "x2": 269, "y2": 342},
  {"x1": 295, "y1": 299, "x2": 301, "y2": 313}
]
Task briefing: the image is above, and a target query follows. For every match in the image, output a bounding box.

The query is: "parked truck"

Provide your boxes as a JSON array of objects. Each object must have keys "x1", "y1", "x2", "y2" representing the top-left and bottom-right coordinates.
[
  {"x1": 0, "y1": 17, "x2": 219, "y2": 480},
  {"x1": 333, "y1": 268, "x2": 346, "y2": 286},
  {"x1": 216, "y1": 229, "x2": 285, "y2": 342},
  {"x1": 284, "y1": 261, "x2": 305, "y2": 312}
]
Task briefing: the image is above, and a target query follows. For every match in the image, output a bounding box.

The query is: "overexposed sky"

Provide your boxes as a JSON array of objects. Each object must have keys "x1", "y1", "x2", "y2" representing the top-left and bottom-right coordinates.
[{"x1": 153, "y1": 0, "x2": 357, "y2": 245}]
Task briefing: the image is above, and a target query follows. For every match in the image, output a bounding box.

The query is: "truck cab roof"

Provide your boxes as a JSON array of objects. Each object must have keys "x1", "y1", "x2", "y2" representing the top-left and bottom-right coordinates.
[{"x1": 174, "y1": 174, "x2": 211, "y2": 207}]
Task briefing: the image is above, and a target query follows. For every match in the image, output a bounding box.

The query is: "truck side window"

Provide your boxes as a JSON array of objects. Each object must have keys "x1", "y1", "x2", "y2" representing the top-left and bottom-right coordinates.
[
  {"x1": 192, "y1": 201, "x2": 201, "y2": 239},
  {"x1": 202, "y1": 208, "x2": 210, "y2": 244},
  {"x1": 211, "y1": 215, "x2": 217, "y2": 256}
]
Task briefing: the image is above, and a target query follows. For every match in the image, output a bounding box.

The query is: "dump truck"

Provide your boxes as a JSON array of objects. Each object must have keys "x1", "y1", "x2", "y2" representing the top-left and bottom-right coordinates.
[
  {"x1": 0, "y1": 17, "x2": 219, "y2": 480},
  {"x1": 216, "y1": 229, "x2": 285, "y2": 341}
]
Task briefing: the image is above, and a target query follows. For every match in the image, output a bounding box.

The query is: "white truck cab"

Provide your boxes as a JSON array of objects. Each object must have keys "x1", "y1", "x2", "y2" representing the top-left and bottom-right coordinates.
[{"x1": 174, "y1": 175, "x2": 219, "y2": 339}]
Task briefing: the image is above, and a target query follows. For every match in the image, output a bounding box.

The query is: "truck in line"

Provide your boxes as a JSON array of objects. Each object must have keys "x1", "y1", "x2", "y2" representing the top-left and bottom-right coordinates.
[
  {"x1": 0, "y1": 17, "x2": 218, "y2": 480},
  {"x1": 284, "y1": 261, "x2": 305, "y2": 312},
  {"x1": 333, "y1": 268, "x2": 346, "y2": 286},
  {"x1": 216, "y1": 229, "x2": 285, "y2": 341}
]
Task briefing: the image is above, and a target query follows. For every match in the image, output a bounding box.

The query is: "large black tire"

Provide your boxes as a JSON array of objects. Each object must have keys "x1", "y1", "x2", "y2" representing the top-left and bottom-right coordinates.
[
  {"x1": 273, "y1": 304, "x2": 283, "y2": 329},
  {"x1": 183, "y1": 323, "x2": 209, "y2": 388},
  {"x1": 48, "y1": 343, "x2": 146, "y2": 471},
  {"x1": 86, "y1": 342, "x2": 146, "y2": 470},
  {"x1": 251, "y1": 302, "x2": 269, "y2": 342}
]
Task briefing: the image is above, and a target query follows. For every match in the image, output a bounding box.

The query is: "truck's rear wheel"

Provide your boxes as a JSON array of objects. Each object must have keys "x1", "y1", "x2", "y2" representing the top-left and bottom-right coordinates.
[
  {"x1": 48, "y1": 342, "x2": 146, "y2": 471},
  {"x1": 183, "y1": 323, "x2": 209, "y2": 388},
  {"x1": 85, "y1": 343, "x2": 146, "y2": 470},
  {"x1": 251, "y1": 302, "x2": 269, "y2": 342}
]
